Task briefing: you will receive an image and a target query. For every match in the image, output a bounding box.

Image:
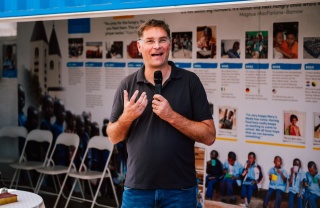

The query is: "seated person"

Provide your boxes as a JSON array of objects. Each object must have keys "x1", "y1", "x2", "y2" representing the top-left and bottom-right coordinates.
[
  {"x1": 220, "y1": 151, "x2": 243, "y2": 204},
  {"x1": 263, "y1": 156, "x2": 288, "y2": 208},
  {"x1": 303, "y1": 161, "x2": 320, "y2": 208},
  {"x1": 205, "y1": 150, "x2": 223, "y2": 200},
  {"x1": 240, "y1": 152, "x2": 263, "y2": 207}
]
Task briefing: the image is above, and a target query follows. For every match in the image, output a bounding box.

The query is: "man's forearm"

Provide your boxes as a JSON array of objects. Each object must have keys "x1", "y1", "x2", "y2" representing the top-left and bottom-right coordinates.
[
  {"x1": 167, "y1": 111, "x2": 216, "y2": 146},
  {"x1": 107, "y1": 115, "x2": 133, "y2": 144}
]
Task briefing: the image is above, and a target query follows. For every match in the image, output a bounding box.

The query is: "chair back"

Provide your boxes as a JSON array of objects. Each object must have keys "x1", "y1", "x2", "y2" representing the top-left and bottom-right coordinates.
[
  {"x1": 19, "y1": 129, "x2": 53, "y2": 163},
  {"x1": 0, "y1": 126, "x2": 28, "y2": 163},
  {"x1": 48, "y1": 133, "x2": 80, "y2": 166},
  {"x1": 80, "y1": 136, "x2": 113, "y2": 171},
  {"x1": 0, "y1": 126, "x2": 27, "y2": 138},
  {"x1": 55, "y1": 133, "x2": 80, "y2": 147}
]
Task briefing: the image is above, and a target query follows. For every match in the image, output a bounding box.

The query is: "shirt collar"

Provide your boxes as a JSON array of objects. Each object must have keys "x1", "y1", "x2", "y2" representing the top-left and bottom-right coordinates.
[{"x1": 136, "y1": 61, "x2": 182, "y2": 84}]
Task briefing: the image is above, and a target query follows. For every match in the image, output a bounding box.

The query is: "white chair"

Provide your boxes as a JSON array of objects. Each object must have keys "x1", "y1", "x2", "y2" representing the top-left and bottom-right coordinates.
[
  {"x1": 0, "y1": 126, "x2": 28, "y2": 185},
  {"x1": 61, "y1": 136, "x2": 119, "y2": 208},
  {"x1": 0, "y1": 126, "x2": 28, "y2": 163},
  {"x1": 34, "y1": 133, "x2": 80, "y2": 199},
  {"x1": 9, "y1": 129, "x2": 53, "y2": 191}
]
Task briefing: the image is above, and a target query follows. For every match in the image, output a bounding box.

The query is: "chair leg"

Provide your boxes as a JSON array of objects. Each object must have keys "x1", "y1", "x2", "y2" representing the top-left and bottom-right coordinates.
[
  {"x1": 90, "y1": 178, "x2": 103, "y2": 208},
  {"x1": 35, "y1": 173, "x2": 44, "y2": 193},
  {"x1": 64, "y1": 178, "x2": 78, "y2": 208},
  {"x1": 26, "y1": 170, "x2": 35, "y2": 191},
  {"x1": 15, "y1": 170, "x2": 22, "y2": 189},
  {"x1": 109, "y1": 177, "x2": 120, "y2": 208},
  {"x1": 9, "y1": 170, "x2": 18, "y2": 189}
]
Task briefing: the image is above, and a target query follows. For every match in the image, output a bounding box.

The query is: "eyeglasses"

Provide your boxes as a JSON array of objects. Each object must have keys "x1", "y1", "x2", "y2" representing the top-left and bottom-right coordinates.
[{"x1": 138, "y1": 37, "x2": 171, "y2": 46}]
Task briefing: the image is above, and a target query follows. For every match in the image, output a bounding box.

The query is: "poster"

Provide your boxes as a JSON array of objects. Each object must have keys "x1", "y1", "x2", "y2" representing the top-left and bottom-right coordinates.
[{"x1": 15, "y1": 3, "x2": 320, "y2": 196}]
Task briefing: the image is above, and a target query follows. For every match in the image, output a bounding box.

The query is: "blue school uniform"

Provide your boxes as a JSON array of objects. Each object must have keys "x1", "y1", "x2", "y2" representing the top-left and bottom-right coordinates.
[
  {"x1": 220, "y1": 160, "x2": 243, "y2": 197},
  {"x1": 263, "y1": 166, "x2": 288, "y2": 208},
  {"x1": 304, "y1": 171, "x2": 320, "y2": 208},
  {"x1": 241, "y1": 162, "x2": 263, "y2": 203},
  {"x1": 288, "y1": 169, "x2": 305, "y2": 208},
  {"x1": 268, "y1": 167, "x2": 288, "y2": 191}
]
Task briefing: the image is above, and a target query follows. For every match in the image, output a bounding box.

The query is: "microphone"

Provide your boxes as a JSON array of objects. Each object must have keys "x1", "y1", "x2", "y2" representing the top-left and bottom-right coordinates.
[{"x1": 154, "y1": 70, "x2": 162, "y2": 95}]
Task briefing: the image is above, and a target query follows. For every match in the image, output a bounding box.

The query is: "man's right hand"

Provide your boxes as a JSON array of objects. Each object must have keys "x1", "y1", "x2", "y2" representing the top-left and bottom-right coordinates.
[
  {"x1": 122, "y1": 90, "x2": 148, "y2": 121},
  {"x1": 107, "y1": 90, "x2": 148, "y2": 144}
]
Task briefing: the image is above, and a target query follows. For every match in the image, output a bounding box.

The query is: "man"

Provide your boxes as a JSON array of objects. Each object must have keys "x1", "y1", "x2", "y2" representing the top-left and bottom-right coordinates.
[{"x1": 107, "y1": 19, "x2": 216, "y2": 207}]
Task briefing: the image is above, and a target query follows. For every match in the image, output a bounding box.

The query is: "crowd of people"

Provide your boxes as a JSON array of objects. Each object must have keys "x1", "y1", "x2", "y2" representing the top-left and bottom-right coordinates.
[{"x1": 205, "y1": 150, "x2": 320, "y2": 208}]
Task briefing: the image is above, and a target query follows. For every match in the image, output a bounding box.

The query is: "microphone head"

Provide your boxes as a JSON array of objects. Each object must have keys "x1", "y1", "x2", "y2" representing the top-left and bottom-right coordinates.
[{"x1": 154, "y1": 70, "x2": 162, "y2": 85}]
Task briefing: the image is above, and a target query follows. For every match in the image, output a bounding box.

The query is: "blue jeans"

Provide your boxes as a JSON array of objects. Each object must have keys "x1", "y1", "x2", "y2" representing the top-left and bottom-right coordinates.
[
  {"x1": 304, "y1": 191, "x2": 320, "y2": 208},
  {"x1": 205, "y1": 176, "x2": 219, "y2": 198},
  {"x1": 121, "y1": 186, "x2": 197, "y2": 208},
  {"x1": 220, "y1": 178, "x2": 237, "y2": 197},
  {"x1": 263, "y1": 188, "x2": 283, "y2": 208},
  {"x1": 241, "y1": 183, "x2": 257, "y2": 203},
  {"x1": 288, "y1": 191, "x2": 303, "y2": 208}
]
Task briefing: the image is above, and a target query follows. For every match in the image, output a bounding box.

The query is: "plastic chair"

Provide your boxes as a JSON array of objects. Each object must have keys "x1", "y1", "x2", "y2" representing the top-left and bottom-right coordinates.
[
  {"x1": 9, "y1": 129, "x2": 53, "y2": 191},
  {"x1": 61, "y1": 136, "x2": 119, "y2": 208},
  {"x1": 34, "y1": 133, "x2": 80, "y2": 200},
  {"x1": 0, "y1": 126, "x2": 28, "y2": 163},
  {"x1": 0, "y1": 126, "x2": 28, "y2": 185}
]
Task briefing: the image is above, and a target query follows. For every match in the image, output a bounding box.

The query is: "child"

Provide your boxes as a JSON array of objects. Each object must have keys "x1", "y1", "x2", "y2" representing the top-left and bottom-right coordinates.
[
  {"x1": 288, "y1": 158, "x2": 305, "y2": 208},
  {"x1": 52, "y1": 99, "x2": 67, "y2": 166},
  {"x1": 282, "y1": 29, "x2": 298, "y2": 59},
  {"x1": 303, "y1": 161, "x2": 320, "y2": 208},
  {"x1": 273, "y1": 29, "x2": 284, "y2": 59},
  {"x1": 205, "y1": 150, "x2": 223, "y2": 200},
  {"x1": 220, "y1": 151, "x2": 243, "y2": 204},
  {"x1": 239, "y1": 152, "x2": 263, "y2": 207},
  {"x1": 263, "y1": 156, "x2": 288, "y2": 208}
]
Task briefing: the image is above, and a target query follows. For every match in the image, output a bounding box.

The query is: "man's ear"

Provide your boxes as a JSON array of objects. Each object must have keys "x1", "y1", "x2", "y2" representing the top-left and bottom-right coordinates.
[{"x1": 137, "y1": 41, "x2": 142, "y2": 53}]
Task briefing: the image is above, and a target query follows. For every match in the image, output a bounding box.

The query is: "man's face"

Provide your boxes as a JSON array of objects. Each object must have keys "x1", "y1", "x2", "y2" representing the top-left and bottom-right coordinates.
[
  {"x1": 137, "y1": 27, "x2": 171, "y2": 70},
  {"x1": 286, "y1": 34, "x2": 295, "y2": 46}
]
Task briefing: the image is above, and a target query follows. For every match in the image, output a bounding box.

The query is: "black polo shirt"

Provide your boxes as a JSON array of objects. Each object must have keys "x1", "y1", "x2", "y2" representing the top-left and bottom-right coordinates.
[{"x1": 110, "y1": 61, "x2": 212, "y2": 189}]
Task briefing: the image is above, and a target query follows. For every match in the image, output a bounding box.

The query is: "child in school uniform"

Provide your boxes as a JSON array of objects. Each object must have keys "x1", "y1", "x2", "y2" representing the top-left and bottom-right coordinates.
[
  {"x1": 288, "y1": 158, "x2": 305, "y2": 208},
  {"x1": 263, "y1": 156, "x2": 288, "y2": 208},
  {"x1": 220, "y1": 151, "x2": 243, "y2": 204},
  {"x1": 239, "y1": 152, "x2": 263, "y2": 207},
  {"x1": 205, "y1": 150, "x2": 223, "y2": 200},
  {"x1": 303, "y1": 161, "x2": 320, "y2": 208}
]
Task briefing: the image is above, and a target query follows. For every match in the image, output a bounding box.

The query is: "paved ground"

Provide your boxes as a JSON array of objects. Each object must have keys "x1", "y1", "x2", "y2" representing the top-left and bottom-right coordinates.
[{"x1": 202, "y1": 190, "x2": 290, "y2": 208}]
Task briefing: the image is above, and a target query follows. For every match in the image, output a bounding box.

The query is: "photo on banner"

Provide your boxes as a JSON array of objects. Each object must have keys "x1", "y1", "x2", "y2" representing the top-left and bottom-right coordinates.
[
  {"x1": 86, "y1": 41, "x2": 103, "y2": 59},
  {"x1": 218, "y1": 106, "x2": 237, "y2": 137},
  {"x1": 106, "y1": 41, "x2": 123, "y2": 59},
  {"x1": 2, "y1": 44, "x2": 17, "y2": 78},
  {"x1": 273, "y1": 22, "x2": 299, "y2": 59},
  {"x1": 68, "y1": 38, "x2": 84, "y2": 58},
  {"x1": 196, "y1": 26, "x2": 216, "y2": 59},
  {"x1": 221, "y1": 39, "x2": 240, "y2": 59},
  {"x1": 171, "y1": 31, "x2": 192, "y2": 59},
  {"x1": 314, "y1": 112, "x2": 320, "y2": 145},
  {"x1": 245, "y1": 31, "x2": 268, "y2": 59},
  {"x1": 303, "y1": 37, "x2": 320, "y2": 59},
  {"x1": 283, "y1": 110, "x2": 305, "y2": 144}
]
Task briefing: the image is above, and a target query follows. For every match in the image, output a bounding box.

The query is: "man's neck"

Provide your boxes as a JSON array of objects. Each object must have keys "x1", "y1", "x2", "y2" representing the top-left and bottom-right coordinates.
[{"x1": 145, "y1": 63, "x2": 172, "y2": 85}]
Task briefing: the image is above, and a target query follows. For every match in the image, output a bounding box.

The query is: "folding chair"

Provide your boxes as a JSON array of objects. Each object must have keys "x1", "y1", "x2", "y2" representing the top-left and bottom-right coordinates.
[
  {"x1": 34, "y1": 133, "x2": 80, "y2": 199},
  {"x1": 62, "y1": 136, "x2": 119, "y2": 208},
  {"x1": 0, "y1": 126, "x2": 28, "y2": 186},
  {"x1": 9, "y1": 129, "x2": 53, "y2": 191}
]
